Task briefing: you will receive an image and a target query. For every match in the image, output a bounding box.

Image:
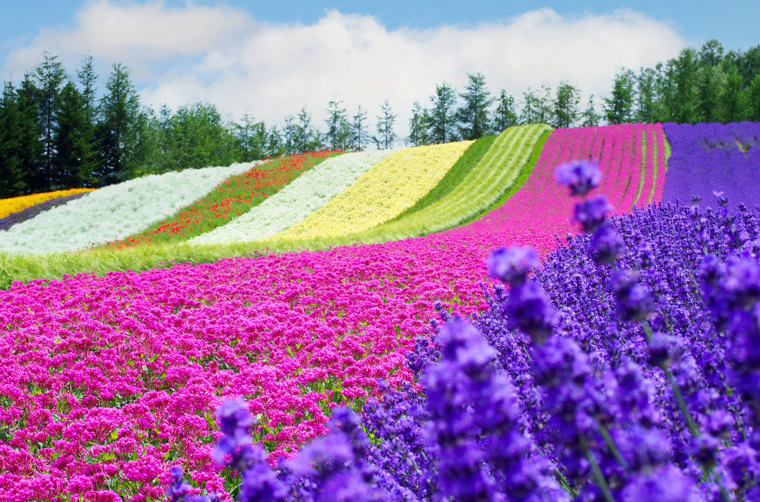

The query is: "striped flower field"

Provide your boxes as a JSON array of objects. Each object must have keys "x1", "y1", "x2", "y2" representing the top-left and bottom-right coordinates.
[{"x1": 1, "y1": 122, "x2": 760, "y2": 500}]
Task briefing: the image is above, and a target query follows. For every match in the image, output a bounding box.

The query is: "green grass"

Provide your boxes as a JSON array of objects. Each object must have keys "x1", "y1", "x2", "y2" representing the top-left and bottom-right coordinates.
[
  {"x1": 387, "y1": 135, "x2": 497, "y2": 223},
  {"x1": 0, "y1": 127, "x2": 552, "y2": 290}
]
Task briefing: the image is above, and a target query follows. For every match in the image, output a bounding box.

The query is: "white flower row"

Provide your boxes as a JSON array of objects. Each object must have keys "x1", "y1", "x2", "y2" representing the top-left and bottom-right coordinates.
[
  {"x1": 0, "y1": 162, "x2": 255, "y2": 255},
  {"x1": 190, "y1": 150, "x2": 393, "y2": 246}
]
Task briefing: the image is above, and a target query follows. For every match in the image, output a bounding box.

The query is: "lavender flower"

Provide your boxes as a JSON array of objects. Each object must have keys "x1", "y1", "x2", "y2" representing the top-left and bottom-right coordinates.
[
  {"x1": 487, "y1": 246, "x2": 540, "y2": 285},
  {"x1": 574, "y1": 196, "x2": 614, "y2": 233},
  {"x1": 590, "y1": 225, "x2": 625, "y2": 265},
  {"x1": 555, "y1": 159, "x2": 603, "y2": 196}
]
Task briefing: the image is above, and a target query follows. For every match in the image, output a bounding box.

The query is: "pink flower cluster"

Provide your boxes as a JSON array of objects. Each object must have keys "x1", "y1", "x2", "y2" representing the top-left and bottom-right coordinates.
[
  {"x1": 458, "y1": 123, "x2": 667, "y2": 238},
  {"x1": 0, "y1": 124, "x2": 665, "y2": 500}
]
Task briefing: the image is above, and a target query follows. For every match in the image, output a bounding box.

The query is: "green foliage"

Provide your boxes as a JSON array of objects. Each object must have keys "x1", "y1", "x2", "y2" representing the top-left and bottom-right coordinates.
[
  {"x1": 95, "y1": 63, "x2": 143, "y2": 185},
  {"x1": 428, "y1": 84, "x2": 458, "y2": 143},
  {"x1": 408, "y1": 102, "x2": 430, "y2": 146},
  {"x1": 325, "y1": 100, "x2": 352, "y2": 151},
  {"x1": 457, "y1": 72, "x2": 493, "y2": 140},
  {"x1": 34, "y1": 52, "x2": 66, "y2": 189},
  {"x1": 493, "y1": 90, "x2": 517, "y2": 133},
  {"x1": 53, "y1": 82, "x2": 98, "y2": 187},
  {"x1": 580, "y1": 95, "x2": 601, "y2": 127},
  {"x1": 0, "y1": 83, "x2": 28, "y2": 196},
  {"x1": 374, "y1": 99, "x2": 396, "y2": 149},
  {"x1": 604, "y1": 69, "x2": 635, "y2": 124},
  {"x1": 552, "y1": 82, "x2": 580, "y2": 129}
]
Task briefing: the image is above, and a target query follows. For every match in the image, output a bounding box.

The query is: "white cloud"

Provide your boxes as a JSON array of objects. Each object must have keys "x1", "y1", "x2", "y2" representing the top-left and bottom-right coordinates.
[{"x1": 1, "y1": 2, "x2": 687, "y2": 140}]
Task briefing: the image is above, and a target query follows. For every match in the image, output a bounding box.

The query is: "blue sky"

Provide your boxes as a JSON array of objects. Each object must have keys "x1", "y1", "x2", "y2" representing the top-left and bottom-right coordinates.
[
  {"x1": 2, "y1": 0, "x2": 758, "y2": 51},
  {"x1": 0, "y1": 1, "x2": 757, "y2": 135}
]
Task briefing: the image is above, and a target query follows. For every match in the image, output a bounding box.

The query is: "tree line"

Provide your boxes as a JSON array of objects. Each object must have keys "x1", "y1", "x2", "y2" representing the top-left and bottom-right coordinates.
[{"x1": 0, "y1": 39, "x2": 758, "y2": 198}]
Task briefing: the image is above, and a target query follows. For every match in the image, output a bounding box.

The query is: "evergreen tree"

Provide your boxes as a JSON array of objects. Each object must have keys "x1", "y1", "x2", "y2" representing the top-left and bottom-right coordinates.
[
  {"x1": 673, "y1": 48, "x2": 698, "y2": 123},
  {"x1": 492, "y1": 90, "x2": 517, "y2": 133},
  {"x1": 580, "y1": 95, "x2": 601, "y2": 126},
  {"x1": 552, "y1": 82, "x2": 580, "y2": 128},
  {"x1": 719, "y1": 64, "x2": 745, "y2": 122},
  {"x1": 536, "y1": 83, "x2": 555, "y2": 125},
  {"x1": 695, "y1": 64, "x2": 724, "y2": 122},
  {"x1": 604, "y1": 69, "x2": 635, "y2": 124},
  {"x1": 698, "y1": 39, "x2": 724, "y2": 67},
  {"x1": 653, "y1": 61, "x2": 677, "y2": 122},
  {"x1": 350, "y1": 105, "x2": 369, "y2": 151},
  {"x1": 408, "y1": 101, "x2": 430, "y2": 146},
  {"x1": 325, "y1": 100, "x2": 351, "y2": 151},
  {"x1": 375, "y1": 99, "x2": 396, "y2": 149},
  {"x1": 77, "y1": 54, "x2": 97, "y2": 123},
  {"x1": 0, "y1": 83, "x2": 27, "y2": 196},
  {"x1": 96, "y1": 63, "x2": 142, "y2": 185},
  {"x1": 34, "y1": 51, "x2": 66, "y2": 190},
  {"x1": 749, "y1": 73, "x2": 760, "y2": 121},
  {"x1": 635, "y1": 67, "x2": 657, "y2": 123},
  {"x1": 457, "y1": 72, "x2": 492, "y2": 140},
  {"x1": 267, "y1": 125, "x2": 285, "y2": 157},
  {"x1": 16, "y1": 74, "x2": 44, "y2": 192},
  {"x1": 53, "y1": 82, "x2": 97, "y2": 187},
  {"x1": 428, "y1": 83, "x2": 457, "y2": 143},
  {"x1": 293, "y1": 107, "x2": 318, "y2": 153},
  {"x1": 519, "y1": 88, "x2": 541, "y2": 124},
  {"x1": 234, "y1": 113, "x2": 267, "y2": 162},
  {"x1": 168, "y1": 102, "x2": 237, "y2": 171}
]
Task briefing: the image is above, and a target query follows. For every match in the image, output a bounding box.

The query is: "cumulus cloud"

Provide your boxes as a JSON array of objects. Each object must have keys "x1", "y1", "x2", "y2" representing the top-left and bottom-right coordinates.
[{"x1": 1, "y1": 1, "x2": 687, "y2": 138}]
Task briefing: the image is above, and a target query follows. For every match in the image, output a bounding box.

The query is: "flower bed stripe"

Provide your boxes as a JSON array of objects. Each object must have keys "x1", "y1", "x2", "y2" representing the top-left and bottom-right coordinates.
[
  {"x1": 269, "y1": 141, "x2": 473, "y2": 241},
  {"x1": 661, "y1": 121, "x2": 760, "y2": 209},
  {"x1": 190, "y1": 150, "x2": 391, "y2": 246},
  {"x1": 0, "y1": 188, "x2": 95, "y2": 220},
  {"x1": 105, "y1": 152, "x2": 340, "y2": 250},
  {"x1": 0, "y1": 164, "x2": 254, "y2": 255},
  {"x1": 349, "y1": 124, "x2": 551, "y2": 241}
]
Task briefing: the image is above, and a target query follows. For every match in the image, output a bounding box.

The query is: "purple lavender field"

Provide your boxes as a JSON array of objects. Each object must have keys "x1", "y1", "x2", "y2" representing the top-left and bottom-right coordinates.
[{"x1": 662, "y1": 122, "x2": 760, "y2": 209}]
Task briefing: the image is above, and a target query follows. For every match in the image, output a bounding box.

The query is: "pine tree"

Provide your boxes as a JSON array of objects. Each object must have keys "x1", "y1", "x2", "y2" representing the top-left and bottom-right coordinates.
[
  {"x1": 604, "y1": 70, "x2": 635, "y2": 124},
  {"x1": 16, "y1": 74, "x2": 44, "y2": 193},
  {"x1": 267, "y1": 125, "x2": 285, "y2": 157},
  {"x1": 552, "y1": 82, "x2": 580, "y2": 129},
  {"x1": 673, "y1": 48, "x2": 698, "y2": 123},
  {"x1": 749, "y1": 73, "x2": 760, "y2": 121},
  {"x1": 493, "y1": 90, "x2": 517, "y2": 133},
  {"x1": 635, "y1": 68, "x2": 657, "y2": 123},
  {"x1": 0, "y1": 83, "x2": 27, "y2": 196},
  {"x1": 580, "y1": 95, "x2": 601, "y2": 126},
  {"x1": 457, "y1": 72, "x2": 492, "y2": 140},
  {"x1": 519, "y1": 88, "x2": 541, "y2": 124},
  {"x1": 719, "y1": 65, "x2": 745, "y2": 122},
  {"x1": 96, "y1": 63, "x2": 142, "y2": 185},
  {"x1": 53, "y1": 82, "x2": 98, "y2": 188},
  {"x1": 429, "y1": 83, "x2": 457, "y2": 143},
  {"x1": 325, "y1": 100, "x2": 351, "y2": 151},
  {"x1": 34, "y1": 51, "x2": 66, "y2": 190},
  {"x1": 350, "y1": 105, "x2": 369, "y2": 151},
  {"x1": 375, "y1": 99, "x2": 396, "y2": 149},
  {"x1": 408, "y1": 101, "x2": 430, "y2": 146}
]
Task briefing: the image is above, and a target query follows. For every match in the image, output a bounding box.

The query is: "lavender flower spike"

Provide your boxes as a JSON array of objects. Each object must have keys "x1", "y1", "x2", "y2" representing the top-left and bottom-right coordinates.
[
  {"x1": 555, "y1": 159, "x2": 603, "y2": 196},
  {"x1": 487, "y1": 246, "x2": 540, "y2": 286}
]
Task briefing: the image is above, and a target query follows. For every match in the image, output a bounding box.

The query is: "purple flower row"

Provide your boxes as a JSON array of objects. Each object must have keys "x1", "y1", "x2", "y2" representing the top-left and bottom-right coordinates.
[{"x1": 662, "y1": 121, "x2": 760, "y2": 210}]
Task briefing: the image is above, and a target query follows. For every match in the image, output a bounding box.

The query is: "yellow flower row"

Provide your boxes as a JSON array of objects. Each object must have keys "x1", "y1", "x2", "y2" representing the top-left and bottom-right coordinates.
[
  {"x1": 270, "y1": 141, "x2": 473, "y2": 241},
  {"x1": 0, "y1": 188, "x2": 96, "y2": 220}
]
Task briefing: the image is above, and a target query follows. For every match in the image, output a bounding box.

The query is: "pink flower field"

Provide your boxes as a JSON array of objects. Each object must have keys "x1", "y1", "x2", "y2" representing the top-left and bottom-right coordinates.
[{"x1": 0, "y1": 124, "x2": 670, "y2": 500}]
